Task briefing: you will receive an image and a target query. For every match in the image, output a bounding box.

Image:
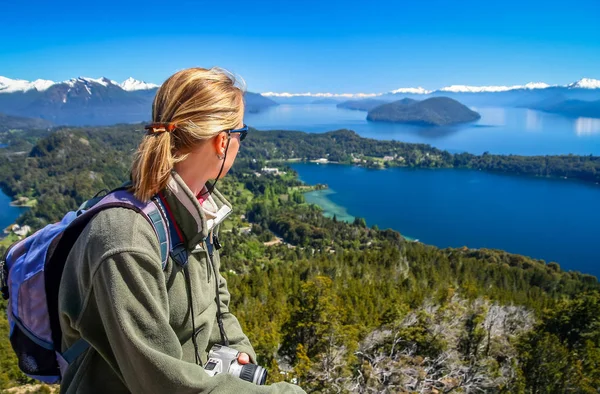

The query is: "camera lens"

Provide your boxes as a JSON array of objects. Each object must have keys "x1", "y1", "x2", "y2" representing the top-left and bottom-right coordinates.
[{"x1": 239, "y1": 364, "x2": 267, "y2": 385}]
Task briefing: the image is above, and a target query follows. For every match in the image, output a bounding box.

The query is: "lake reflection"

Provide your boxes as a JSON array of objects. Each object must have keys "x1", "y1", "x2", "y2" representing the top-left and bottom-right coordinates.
[
  {"x1": 575, "y1": 117, "x2": 600, "y2": 136},
  {"x1": 526, "y1": 110, "x2": 543, "y2": 131},
  {"x1": 475, "y1": 107, "x2": 506, "y2": 126}
]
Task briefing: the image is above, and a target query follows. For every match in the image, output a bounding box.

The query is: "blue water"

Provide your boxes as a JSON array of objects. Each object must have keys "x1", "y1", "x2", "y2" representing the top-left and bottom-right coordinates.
[
  {"x1": 246, "y1": 104, "x2": 600, "y2": 155},
  {"x1": 0, "y1": 190, "x2": 26, "y2": 233},
  {"x1": 292, "y1": 163, "x2": 600, "y2": 277}
]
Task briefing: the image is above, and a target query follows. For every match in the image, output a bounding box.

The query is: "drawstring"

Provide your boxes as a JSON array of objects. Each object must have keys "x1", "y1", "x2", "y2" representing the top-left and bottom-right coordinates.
[
  {"x1": 183, "y1": 265, "x2": 202, "y2": 365},
  {"x1": 182, "y1": 243, "x2": 228, "y2": 365},
  {"x1": 206, "y1": 239, "x2": 230, "y2": 347}
]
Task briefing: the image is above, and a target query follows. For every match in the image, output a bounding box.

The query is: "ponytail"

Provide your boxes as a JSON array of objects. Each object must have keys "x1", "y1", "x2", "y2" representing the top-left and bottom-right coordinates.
[{"x1": 130, "y1": 132, "x2": 175, "y2": 201}]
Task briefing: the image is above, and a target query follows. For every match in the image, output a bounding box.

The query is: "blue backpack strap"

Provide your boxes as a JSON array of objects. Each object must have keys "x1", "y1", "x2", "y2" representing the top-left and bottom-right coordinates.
[
  {"x1": 153, "y1": 194, "x2": 187, "y2": 267},
  {"x1": 147, "y1": 197, "x2": 170, "y2": 270}
]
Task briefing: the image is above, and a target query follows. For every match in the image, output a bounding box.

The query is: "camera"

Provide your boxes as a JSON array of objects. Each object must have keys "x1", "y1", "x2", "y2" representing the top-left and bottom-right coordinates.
[{"x1": 204, "y1": 344, "x2": 267, "y2": 385}]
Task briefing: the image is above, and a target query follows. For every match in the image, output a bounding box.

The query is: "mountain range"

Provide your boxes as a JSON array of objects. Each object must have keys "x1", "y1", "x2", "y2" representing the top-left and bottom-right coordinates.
[
  {"x1": 1, "y1": 76, "x2": 599, "y2": 126},
  {"x1": 0, "y1": 76, "x2": 278, "y2": 126},
  {"x1": 263, "y1": 78, "x2": 600, "y2": 99},
  {"x1": 265, "y1": 78, "x2": 600, "y2": 119}
]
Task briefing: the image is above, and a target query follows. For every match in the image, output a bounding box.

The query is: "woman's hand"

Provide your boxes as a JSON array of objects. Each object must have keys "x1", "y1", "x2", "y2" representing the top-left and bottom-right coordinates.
[{"x1": 237, "y1": 352, "x2": 250, "y2": 365}]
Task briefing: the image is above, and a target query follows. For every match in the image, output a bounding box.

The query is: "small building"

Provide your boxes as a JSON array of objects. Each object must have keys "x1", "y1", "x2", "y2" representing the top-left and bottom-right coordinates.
[
  {"x1": 14, "y1": 225, "x2": 31, "y2": 237},
  {"x1": 261, "y1": 167, "x2": 286, "y2": 176}
]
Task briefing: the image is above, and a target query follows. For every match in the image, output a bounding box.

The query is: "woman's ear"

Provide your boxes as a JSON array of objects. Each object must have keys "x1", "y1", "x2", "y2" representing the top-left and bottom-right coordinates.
[{"x1": 213, "y1": 132, "x2": 228, "y2": 155}]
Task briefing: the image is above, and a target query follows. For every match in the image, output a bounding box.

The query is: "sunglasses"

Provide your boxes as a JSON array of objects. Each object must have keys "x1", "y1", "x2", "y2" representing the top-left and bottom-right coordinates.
[{"x1": 226, "y1": 124, "x2": 248, "y2": 141}]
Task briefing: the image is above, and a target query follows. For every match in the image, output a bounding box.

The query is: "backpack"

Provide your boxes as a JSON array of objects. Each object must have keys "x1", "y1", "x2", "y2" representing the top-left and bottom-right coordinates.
[{"x1": 0, "y1": 188, "x2": 181, "y2": 384}]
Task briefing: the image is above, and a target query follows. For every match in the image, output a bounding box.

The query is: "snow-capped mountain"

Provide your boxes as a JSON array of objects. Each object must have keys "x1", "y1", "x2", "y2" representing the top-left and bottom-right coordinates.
[
  {"x1": 568, "y1": 78, "x2": 600, "y2": 89},
  {"x1": 0, "y1": 76, "x2": 56, "y2": 93},
  {"x1": 0, "y1": 76, "x2": 160, "y2": 94},
  {"x1": 0, "y1": 75, "x2": 276, "y2": 126},
  {"x1": 0, "y1": 76, "x2": 160, "y2": 125},
  {"x1": 120, "y1": 77, "x2": 160, "y2": 91},
  {"x1": 64, "y1": 77, "x2": 117, "y2": 87},
  {"x1": 438, "y1": 82, "x2": 551, "y2": 93},
  {"x1": 390, "y1": 87, "x2": 431, "y2": 95}
]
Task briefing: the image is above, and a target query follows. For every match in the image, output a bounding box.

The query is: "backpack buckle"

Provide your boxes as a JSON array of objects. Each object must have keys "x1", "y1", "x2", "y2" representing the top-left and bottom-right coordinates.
[{"x1": 170, "y1": 244, "x2": 189, "y2": 267}]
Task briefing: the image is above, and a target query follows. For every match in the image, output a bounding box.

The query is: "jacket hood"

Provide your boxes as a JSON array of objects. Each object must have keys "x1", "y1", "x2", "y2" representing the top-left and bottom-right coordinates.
[{"x1": 162, "y1": 171, "x2": 232, "y2": 249}]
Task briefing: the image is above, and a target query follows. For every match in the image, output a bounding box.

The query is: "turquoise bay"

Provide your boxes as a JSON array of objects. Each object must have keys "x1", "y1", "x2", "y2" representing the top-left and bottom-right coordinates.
[{"x1": 292, "y1": 163, "x2": 600, "y2": 277}]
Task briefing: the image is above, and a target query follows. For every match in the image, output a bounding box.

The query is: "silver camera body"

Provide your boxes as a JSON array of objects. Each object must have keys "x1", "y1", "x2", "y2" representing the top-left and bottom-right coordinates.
[{"x1": 204, "y1": 344, "x2": 267, "y2": 385}]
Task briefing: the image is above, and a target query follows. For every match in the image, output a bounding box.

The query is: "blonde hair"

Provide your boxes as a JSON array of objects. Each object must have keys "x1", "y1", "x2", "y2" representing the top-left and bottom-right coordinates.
[{"x1": 130, "y1": 67, "x2": 245, "y2": 201}]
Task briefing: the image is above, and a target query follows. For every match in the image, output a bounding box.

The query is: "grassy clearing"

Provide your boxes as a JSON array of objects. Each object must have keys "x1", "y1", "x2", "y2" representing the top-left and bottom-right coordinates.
[
  {"x1": 0, "y1": 233, "x2": 19, "y2": 249},
  {"x1": 10, "y1": 198, "x2": 37, "y2": 208}
]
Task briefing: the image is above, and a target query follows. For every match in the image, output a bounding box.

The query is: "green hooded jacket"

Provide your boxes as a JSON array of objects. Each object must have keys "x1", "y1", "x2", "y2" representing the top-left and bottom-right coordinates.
[{"x1": 58, "y1": 172, "x2": 305, "y2": 393}]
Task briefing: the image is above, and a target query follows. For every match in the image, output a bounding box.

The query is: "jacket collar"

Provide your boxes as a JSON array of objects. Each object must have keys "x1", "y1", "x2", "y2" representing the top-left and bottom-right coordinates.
[{"x1": 161, "y1": 171, "x2": 232, "y2": 249}]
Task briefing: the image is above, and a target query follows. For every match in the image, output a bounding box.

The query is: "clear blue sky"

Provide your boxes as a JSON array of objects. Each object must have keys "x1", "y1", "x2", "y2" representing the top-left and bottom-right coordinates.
[{"x1": 1, "y1": 0, "x2": 599, "y2": 93}]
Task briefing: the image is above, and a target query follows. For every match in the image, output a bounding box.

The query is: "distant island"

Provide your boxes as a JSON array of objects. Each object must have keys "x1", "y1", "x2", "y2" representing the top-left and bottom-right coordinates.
[
  {"x1": 244, "y1": 92, "x2": 279, "y2": 113},
  {"x1": 367, "y1": 97, "x2": 481, "y2": 126},
  {"x1": 337, "y1": 99, "x2": 390, "y2": 111}
]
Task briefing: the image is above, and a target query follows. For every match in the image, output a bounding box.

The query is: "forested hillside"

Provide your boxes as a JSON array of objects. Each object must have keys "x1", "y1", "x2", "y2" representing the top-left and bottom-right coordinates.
[
  {"x1": 1, "y1": 125, "x2": 599, "y2": 392},
  {"x1": 0, "y1": 113, "x2": 53, "y2": 132},
  {"x1": 242, "y1": 128, "x2": 600, "y2": 183}
]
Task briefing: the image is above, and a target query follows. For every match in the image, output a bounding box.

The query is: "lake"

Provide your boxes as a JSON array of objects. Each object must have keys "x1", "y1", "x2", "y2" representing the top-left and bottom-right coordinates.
[
  {"x1": 292, "y1": 163, "x2": 600, "y2": 277},
  {"x1": 0, "y1": 189, "x2": 26, "y2": 234},
  {"x1": 246, "y1": 104, "x2": 600, "y2": 155}
]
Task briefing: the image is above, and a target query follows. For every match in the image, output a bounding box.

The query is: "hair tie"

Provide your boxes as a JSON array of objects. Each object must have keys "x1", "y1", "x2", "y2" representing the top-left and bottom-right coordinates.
[{"x1": 144, "y1": 123, "x2": 177, "y2": 135}]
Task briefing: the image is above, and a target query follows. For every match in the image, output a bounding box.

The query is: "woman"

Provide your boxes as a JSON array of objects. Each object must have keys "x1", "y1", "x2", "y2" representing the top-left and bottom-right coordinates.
[{"x1": 58, "y1": 67, "x2": 305, "y2": 393}]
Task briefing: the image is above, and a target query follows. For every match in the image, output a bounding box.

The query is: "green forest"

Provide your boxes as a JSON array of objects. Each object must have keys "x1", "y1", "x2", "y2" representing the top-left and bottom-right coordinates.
[{"x1": 1, "y1": 125, "x2": 599, "y2": 393}]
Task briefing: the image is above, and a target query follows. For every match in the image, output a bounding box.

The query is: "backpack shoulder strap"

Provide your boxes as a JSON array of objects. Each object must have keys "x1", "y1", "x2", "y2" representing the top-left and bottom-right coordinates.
[
  {"x1": 82, "y1": 190, "x2": 170, "y2": 270},
  {"x1": 146, "y1": 198, "x2": 170, "y2": 271},
  {"x1": 153, "y1": 193, "x2": 188, "y2": 267}
]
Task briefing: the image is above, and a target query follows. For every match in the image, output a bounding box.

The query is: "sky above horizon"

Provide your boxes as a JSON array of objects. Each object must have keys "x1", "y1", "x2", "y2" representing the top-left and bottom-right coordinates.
[{"x1": 2, "y1": 0, "x2": 599, "y2": 94}]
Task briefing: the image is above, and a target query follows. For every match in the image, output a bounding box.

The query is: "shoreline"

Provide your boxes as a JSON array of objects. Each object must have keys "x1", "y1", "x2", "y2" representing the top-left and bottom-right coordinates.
[
  {"x1": 275, "y1": 157, "x2": 600, "y2": 188},
  {"x1": 301, "y1": 187, "x2": 419, "y2": 242},
  {"x1": 9, "y1": 201, "x2": 32, "y2": 207}
]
